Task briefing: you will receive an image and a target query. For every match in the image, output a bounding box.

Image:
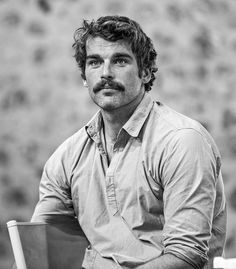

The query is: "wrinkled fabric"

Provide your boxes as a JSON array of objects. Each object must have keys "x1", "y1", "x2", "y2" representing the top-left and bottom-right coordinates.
[{"x1": 32, "y1": 93, "x2": 226, "y2": 269}]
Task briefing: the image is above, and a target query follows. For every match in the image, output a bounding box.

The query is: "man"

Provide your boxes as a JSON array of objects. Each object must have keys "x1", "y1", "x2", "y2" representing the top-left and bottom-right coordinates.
[{"x1": 31, "y1": 16, "x2": 226, "y2": 269}]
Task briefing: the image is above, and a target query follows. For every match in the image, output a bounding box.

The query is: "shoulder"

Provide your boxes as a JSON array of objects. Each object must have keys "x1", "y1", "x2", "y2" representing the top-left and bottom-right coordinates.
[
  {"x1": 45, "y1": 125, "x2": 89, "y2": 170},
  {"x1": 150, "y1": 102, "x2": 214, "y2": 143},
  {"x1": 40, "y1": 125, "x2": 90, "y2": 186},
  {"x1": 152, "y1": 101, "x2": 203, "y2": 132},
  {"x1": 146, "y1": 101, "x2": 221, "y2": 159}
]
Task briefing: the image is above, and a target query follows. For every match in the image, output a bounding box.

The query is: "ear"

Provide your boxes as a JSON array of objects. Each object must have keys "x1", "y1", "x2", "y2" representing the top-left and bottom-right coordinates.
[
  {"x1": 83, "y1": 80, "x2": 88, "y2": 87},
  {"x1": 141, "y1": 69, "x2": 151, "y2": 84}
]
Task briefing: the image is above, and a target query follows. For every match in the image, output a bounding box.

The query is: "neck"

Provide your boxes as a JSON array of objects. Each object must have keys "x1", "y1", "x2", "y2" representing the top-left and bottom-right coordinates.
[{"x1": 101, "y1": 92, "x2": 145, "y2": 143}]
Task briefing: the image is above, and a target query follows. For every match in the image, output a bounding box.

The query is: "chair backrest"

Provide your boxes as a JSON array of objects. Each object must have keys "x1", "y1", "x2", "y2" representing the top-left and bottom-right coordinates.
[
  {"x1": 7, "y1": 220, "x2": 89, "y2": 269},
  {"x1": 213, "y1": 257, "x2": 236, "y2": 269}
]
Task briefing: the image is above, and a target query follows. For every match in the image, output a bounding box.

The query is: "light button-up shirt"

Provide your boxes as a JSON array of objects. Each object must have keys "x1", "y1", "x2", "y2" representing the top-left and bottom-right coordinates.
[{"x1": 32, "y1": 93, "x2": 226, "y2": 269}]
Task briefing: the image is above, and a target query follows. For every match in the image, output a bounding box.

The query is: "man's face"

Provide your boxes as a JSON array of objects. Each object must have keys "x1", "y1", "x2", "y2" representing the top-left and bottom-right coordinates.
[{"x1": 84, "y1": 37, "x2": 147, "y2": 111}]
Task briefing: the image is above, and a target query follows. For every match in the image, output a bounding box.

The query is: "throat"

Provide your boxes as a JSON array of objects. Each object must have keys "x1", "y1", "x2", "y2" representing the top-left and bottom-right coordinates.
[
  {"x1": 101, "y1": 126, "x2": 116, "y2": 164},
  {"x1": 105, "y1": 140, "x2": 115, "y2": 164}
]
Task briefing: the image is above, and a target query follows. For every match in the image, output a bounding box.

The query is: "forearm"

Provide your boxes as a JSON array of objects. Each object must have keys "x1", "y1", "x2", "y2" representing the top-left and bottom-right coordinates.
[{"x1": 136, "y1": 253, "x2": 195, "y2": 269}]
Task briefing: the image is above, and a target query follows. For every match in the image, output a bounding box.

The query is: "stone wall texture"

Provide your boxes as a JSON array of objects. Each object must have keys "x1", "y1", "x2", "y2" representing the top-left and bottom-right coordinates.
[{"x1": 1, "y1": 0, "x2": 236, "y2": 267}]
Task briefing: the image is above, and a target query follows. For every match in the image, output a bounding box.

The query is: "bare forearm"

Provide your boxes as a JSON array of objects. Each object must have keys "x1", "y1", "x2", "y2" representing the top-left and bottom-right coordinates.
[{"x1": 136, "y1": 253, "x2": 195, "y2": 269}]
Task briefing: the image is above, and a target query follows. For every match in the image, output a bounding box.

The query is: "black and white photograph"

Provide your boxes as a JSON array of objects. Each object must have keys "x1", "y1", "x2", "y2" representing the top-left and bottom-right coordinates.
[{"x1": 0, "y1": 0, "x2": 236, "y2": 268}]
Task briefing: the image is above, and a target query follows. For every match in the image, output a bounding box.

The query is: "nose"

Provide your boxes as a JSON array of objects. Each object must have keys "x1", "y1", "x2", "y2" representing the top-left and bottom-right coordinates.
[{"x1": 101, "y1": 61, "x2": 114, "y2": 80}]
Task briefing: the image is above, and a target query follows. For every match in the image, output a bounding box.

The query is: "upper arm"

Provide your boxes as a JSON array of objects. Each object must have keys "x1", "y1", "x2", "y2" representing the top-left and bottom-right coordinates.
[
  {"x1": 161, "y1": 128, "x2": 219, "y2": 268},
  {"x1": 31, "y1": 143, "x2": 76, "y2": 224}
]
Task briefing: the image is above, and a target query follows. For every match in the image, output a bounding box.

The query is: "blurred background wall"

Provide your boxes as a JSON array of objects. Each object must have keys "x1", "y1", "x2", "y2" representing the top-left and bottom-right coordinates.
[{"x1": 1, "y1": 0, "x2": 236, "y2": 267}]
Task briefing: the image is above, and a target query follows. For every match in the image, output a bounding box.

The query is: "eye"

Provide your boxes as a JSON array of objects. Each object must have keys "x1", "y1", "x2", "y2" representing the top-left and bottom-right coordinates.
[
  {"x1": 87, "y1": 59, "x2": 102, "y2": 68},
  {"x1": 114, "y1": 58, "x2": 128, "y2": 66}
]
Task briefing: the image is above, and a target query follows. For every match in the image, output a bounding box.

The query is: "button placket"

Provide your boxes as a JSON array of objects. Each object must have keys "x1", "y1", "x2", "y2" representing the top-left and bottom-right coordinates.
[
  {"x1": 106, "y1": 175, "x2": 118, "y2": 215},
  {"x1": 104, "y1": 132, "x2": 127, "y2": 216},
  {"x1": 105, "y1": 151, "x2": 122, "y2": 216}
]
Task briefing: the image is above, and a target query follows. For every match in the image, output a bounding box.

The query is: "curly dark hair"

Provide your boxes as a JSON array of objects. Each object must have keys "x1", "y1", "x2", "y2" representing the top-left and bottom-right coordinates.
[{"x1": 72, "y1": 15, "x2": 158, "y2": 91}]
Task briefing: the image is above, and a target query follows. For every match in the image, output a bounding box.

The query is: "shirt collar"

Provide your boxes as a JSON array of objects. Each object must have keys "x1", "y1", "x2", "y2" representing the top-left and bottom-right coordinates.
[
  {"x1": 85, "y1": 111, "x2": 103, "y2": 142},
  {"x1": 123, "y1": 92, "x2": 154, "y2": 138},
  {"x1": 85, "y1": 93, "x2": 154, "y2": 140}
]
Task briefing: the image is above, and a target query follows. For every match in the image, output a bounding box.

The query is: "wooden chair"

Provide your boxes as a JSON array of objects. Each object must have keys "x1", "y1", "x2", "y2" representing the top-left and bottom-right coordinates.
[{"x1": 7, "y1": 220, "x2": 89, "y2": 269}]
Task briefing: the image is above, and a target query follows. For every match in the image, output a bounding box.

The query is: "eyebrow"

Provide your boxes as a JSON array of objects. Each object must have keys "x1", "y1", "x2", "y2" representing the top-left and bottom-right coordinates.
[
  {"x1": 86, "y1": 53, "x2": 133, "y2": 60},
  {"x1": 86, "y1": 54, "x2": 101, "y2": 60},
  {"x1": 112, "y1": 53, "x2": 133, "y2": 60}
]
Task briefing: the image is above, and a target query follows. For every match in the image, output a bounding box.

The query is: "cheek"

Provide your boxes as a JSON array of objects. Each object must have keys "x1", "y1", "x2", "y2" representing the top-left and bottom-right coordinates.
[
  {"x1": 85, "y1": 72, "x2": 98, "y2": 88},
  {"x1": 122, "y1": 71, "x2": 142, "y2": 89}
]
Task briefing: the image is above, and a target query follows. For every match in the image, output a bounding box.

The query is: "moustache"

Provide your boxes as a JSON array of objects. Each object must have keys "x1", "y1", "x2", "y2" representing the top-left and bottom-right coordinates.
[{"x1": 93, "y1": 79, "x2": 125, "y2": 93}]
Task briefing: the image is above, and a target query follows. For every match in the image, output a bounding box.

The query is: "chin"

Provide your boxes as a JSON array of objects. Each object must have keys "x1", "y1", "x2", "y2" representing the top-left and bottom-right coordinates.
[
  {"x1": 99, "y1": 104, "x2": 118, "y2": 111},
  {"x1": 95, "y1": 98, "x2": 121, "y2": 111}
]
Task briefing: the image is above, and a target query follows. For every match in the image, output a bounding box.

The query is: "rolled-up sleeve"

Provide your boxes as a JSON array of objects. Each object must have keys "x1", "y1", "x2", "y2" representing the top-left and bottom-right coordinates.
[
  {"x1": 161, "y1": 128, "x2": 218, "y2": 269},
  {"x1": 31, "y1": 141, "x2": 76, "y2": 224}
]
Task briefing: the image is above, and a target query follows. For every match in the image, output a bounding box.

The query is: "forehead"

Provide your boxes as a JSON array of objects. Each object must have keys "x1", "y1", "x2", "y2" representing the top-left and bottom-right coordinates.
[{"x1": 86, "y1": 36, "x2": 134, "y2": 57}]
